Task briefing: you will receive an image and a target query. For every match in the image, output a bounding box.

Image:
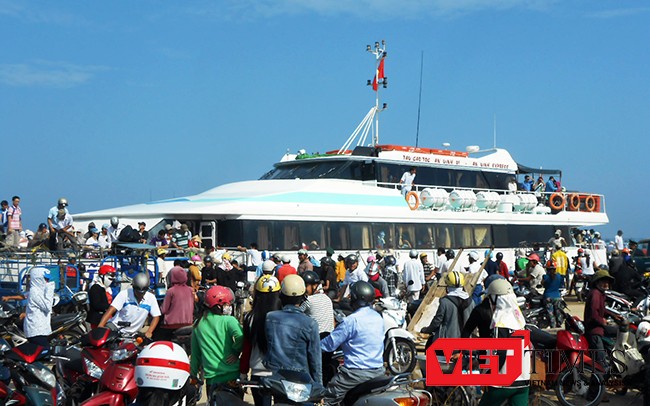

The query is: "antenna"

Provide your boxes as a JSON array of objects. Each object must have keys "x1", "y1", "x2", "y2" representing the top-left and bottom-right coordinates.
[
  {"x1": 493, "y1": 114, "x2": 497, "y2": 149},
  {"x1": 415, "y1": 51, "x2": 424, "y2": 148}
]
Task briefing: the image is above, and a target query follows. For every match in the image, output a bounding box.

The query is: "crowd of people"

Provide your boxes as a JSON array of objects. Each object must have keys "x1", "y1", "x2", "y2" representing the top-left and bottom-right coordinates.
[{"x1": 4, "y1": 200, "x2": 646, "y2": 405}]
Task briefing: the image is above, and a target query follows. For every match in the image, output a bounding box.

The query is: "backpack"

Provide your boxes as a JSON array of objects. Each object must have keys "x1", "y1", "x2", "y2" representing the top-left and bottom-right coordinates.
[{"x1": 118, "y1": 225, "x2": 140, "y2": 243}]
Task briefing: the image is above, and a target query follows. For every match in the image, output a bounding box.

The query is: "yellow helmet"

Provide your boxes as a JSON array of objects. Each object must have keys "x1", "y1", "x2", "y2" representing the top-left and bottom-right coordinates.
[
  {"x1": 255, "y1": 275, "x2": 281, "y2": 293},
  {"x1": 444, "y1": 271, "x2": 465, "y2": 288}
]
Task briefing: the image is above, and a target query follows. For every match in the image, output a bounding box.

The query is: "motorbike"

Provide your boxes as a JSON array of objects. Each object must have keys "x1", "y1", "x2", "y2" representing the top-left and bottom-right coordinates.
[
  {"x1": 0, "y1": 291, "x2": 88, "y2": 348},
  {"x1": 54, "y1": 327, "x2": 122, "y2": 405},
  {"x1": 527, "y1": 301, "x2": 606, "y2": 406},
  {"x1": 79, "y1": 332, "x2": 147, "y2": 406},
  {"x1": 1, "y1": 338, "x2": 64, "y2": 405},
  {"x1": 607, "y1": 316, "x2": 650, "y2": 396},
  {"x1": 374, "y1": 296, "x2": 417, "y2": 375}
]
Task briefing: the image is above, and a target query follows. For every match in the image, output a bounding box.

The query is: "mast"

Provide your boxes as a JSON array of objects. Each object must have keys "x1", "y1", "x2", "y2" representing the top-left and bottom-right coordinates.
[{"x1": 338, "y1": 40, "x2": 388, "y2": 153}]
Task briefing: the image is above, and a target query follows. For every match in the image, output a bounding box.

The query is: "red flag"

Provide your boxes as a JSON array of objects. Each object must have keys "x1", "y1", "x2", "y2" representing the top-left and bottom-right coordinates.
[{"x1": 372, "y1": 58, "x2": 385, "y2": 91}]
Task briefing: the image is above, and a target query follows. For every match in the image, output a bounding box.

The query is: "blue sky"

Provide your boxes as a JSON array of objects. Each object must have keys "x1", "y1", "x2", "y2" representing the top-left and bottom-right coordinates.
[{"x1": 1, "y1": 0, "x2": 648, "y2": 240}]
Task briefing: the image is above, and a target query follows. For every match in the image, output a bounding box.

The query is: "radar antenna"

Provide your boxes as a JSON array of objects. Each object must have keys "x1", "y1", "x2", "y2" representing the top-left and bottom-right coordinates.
[{"x1": 338, "y1": 40, "x2": 388, "y2": 153}]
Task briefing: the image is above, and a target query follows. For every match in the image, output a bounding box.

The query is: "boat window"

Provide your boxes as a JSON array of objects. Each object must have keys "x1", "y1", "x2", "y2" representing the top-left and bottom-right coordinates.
[
  {"x1": 217, "y1": 220, "x2": 243, "y2": 247},
  {"x1": 299, "y1": 223, "x2": 325, "y2": 250},
  {"x1": 350, "y1": 224, "x2": 372, "y2": 250},
  {"x1": 327, "y1": 223, "x2": 349, "y2": 250},
  {"x1": 372, "y1": 223, "x2": 395, "y2": 250},
  {"x1": 396, "y1": 225, "x2": 416, "y2": 249},
  {"x1": 259, "y1": 160, "x2": 368, "y2": 181},
  {"x1": 376, "y1": 163, "x2": 507, "y2": 190},
  {"x1": 414, "y1": 224, "x2": 436, "y2": 249},
  {"x1": 492, "y1": 225, "x2": 556, "y2": 247},
  {"x1": 242, "y1": 221, "x2": 271, "y2": 250},
  {"x1": 473, "y1": 226, "x2": 491, "y2": 247},
  {"x1": 437, "y1": 225, "x2": 455, "y2": 248}
]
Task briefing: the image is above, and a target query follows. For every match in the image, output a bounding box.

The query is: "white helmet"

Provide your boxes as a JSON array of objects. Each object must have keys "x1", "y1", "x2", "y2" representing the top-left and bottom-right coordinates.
[
  {"x1": 135, "y1": 341, "x2": 190, "y2": 390},
  {"x1": 409, "y1": 249, "x2": 418, "y2": 258},
  {"x1": 110, "y1": 216, "x2": 120, "y2": 227}
]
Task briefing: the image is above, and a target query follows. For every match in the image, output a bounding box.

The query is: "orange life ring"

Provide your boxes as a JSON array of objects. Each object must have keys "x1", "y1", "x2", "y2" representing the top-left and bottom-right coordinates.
[
  {"x1": 568, "y1": 194, "x2": 580, "y2": 211},
  {"x1": 405, "y1": 191, "x2": 420, "y2": 211},
  {"x1": 549, "y1": 193, "x2": 566, "y2": 211},
  {"x1": 585, "y1": 195, "x2": 597, "y2": 212}
]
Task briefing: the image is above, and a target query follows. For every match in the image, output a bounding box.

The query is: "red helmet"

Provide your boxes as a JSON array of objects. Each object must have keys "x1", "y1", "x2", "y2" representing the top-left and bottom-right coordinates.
[
  {"x1": 204, "y1": 286, "x2": 234, "y2": 308},
  {"x1": 98, "y1": 265, "x2": 116, "y2": 275},
  {"x1": 545, "y1": 260, "x2": 557, "y2": 270}
]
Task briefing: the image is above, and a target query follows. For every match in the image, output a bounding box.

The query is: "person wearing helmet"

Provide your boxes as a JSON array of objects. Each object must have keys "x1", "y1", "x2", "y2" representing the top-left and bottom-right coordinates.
[
  {"x1": 343, "y1": 253, "x2": 367, "y2": 285},
  {"x1": 494, "y1": 252, "x2": 509, "y2": 279},
  {"x1": 301, "y1": 271, "x2": 334, "y2": 335},
  {"x1": 548, "y1": 229, "x2": 567, "y2": 248},
  {"x1": 201, "y1": 256, "x2": 218, "y2": 286},
  {"x1": 107, "y1": 216, "x2": 121, "y2": 245},
  {"x1": 419, "y1": 252, "x2": 434, "y2": 283},
  {"x1": 156, "y1": 266, "x2": 196, "y2": 341},
  {"x1": 584, "y1": 269, "x2": 618, "y2": 396},
  {"x1": 380, "y1": 254, "x2": 400, "y2": 297},
  {"x1": 98, "y1": 224, "x2": 111, "y2": 250},
  {"x1": 28, "y1": 223, "x2": 50, "y2": 249},
  {"x1": 462, "y1": 279, "x2": 530, "y2": 406},
  {"x1": 421, "y1": 271, "x2": 474, "y2": 346},
  {"x1": 592, "y1": 231, "x2": 605, "y2": 250},
  {"x1": 191, "y1": 285, "x2": 243, "y2": 399},
  {"x1": 365, "y1": 262, "x2": 389, "y2": 299},
  {"x1": 277, "y1": 255, "x2": 297, "y2": 283},
  {"x1": 613, "y1": 252, "x2": 644, "y2": 306},
  {"x1": 608, "y1": 248, "x2": 624, "y2": 277},
  {"x1": 47, "y1": 198, "x2": 69, "y2": 235},
  {"x1": 518, "y1": 253, "x2": 545, "y2": 298},
  {"x1": 319, "y1": 257, "x2": 339, "y2": 299},
  {"x1": 265, "y1": 274, "x2": 322, "y2": 386},
  {"x1": 440, "y1": 249, "x2": 461, "y2": 275},
  {"x1": 403, "y1": 249, "x2": 425, "y2": 303},
  {"x1": 87, "y1": 265, "x2": 116, "y2": 328},
  {"x1": 241, "y1": 275, "x2": 282, "y2": 405},
  {"x1": 135, "y1": 341, "x2": 195, "y2": 405},
  {"x1": 98, "y1": 272, "x2": 161, "y2": 337},
  {"x1": 297, "y1": 248, "x2": 314, "y2": 274},
  {"x1": 321, "y1": 281, "x2": 385, "y2": 404},
  {"x1": 542, "y1": 260, "x2": 563, "y2": 328},
  {"x1": 257, "y1": 259, "x2": 277, "y2": 279},
  {"x1": 23, "y1": 267, "x2": 55, "y2": 349}
]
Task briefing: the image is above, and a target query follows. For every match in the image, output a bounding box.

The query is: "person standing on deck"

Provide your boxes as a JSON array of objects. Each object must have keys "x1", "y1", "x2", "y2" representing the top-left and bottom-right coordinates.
[
  {"x1": 399, "y1": 167, "x2": 416, "y2": 198},
  {"x1": 403, "y1": 249, "x2": 425, "y2": 303},
  {"x1": 6, "y1": 196, "x2": 22, "y2": 248},
  {"x1": 614, "y1": 230, "x2": 624, "y2": 252}
]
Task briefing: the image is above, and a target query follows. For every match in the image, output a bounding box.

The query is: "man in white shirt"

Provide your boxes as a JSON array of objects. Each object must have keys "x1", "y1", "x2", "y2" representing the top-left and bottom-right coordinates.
[
  {"x1": 440, "y1": 250, "x2": 461, "y2": 275},
  {"x1": 615, "y1": 230, "x2": 624, "y2": 251},
  {"x1": 402, "y1": 249, "x2": 425, "y2": 302},
  {"x1": 98, "y1": 273, "x2": 160, "y2": 338},
  {"x1": 399, "y1": 167, "x2": 417, "y2": 197},
  {"x1": 237, "y1": 242, "x2": 263, "y2": 267},
  {"x1": 466, "y1": 251, "x2": 488, "y2": 286}
]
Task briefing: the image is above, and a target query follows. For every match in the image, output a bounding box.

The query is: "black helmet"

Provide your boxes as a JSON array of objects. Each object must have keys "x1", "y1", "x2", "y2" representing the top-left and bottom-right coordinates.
[
  {"x1": 345, "y1": 254, "x2": 359, "y2": 267},
  {"x1": 445, "y1": 250, "x2": 455, "y2": 260},
  {"x1": 496, "y1": 252, "x2": 503, "y2": 260},
  {"x1": 301, "y1": 270, "x2": 320, "y2": 285},
  {"x1": 350, "y1": 281, "x2": 375, "y2": 308},
  {"x1": 320, "y1": 257, "x2": 336, "y2": 268},
  {"x1": 384, "y1": 255, "x2": 396, "y2": 266}
]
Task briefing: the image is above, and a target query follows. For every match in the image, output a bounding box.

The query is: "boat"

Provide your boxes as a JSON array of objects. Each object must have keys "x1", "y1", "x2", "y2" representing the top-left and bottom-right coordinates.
[{"x1": 74, "y1": 41, "x2": 608, "y2": 267}]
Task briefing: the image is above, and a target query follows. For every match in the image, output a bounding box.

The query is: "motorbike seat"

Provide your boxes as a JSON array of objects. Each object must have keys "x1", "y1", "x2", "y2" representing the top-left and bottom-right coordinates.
[
  {"x1": 528, "y1": 325, "x2": 557, "y2": 350},
  {"x1": 62, "y1": 348, "x2": 85, "y2": 374},
  {"x1": 51, "y1": 312, "x2": 79, "y2": 328},
  {"x1": 343, "y1": 375, "x2": 394, "y2": 406},
  {"x1": 172, "y1": 326, "x2": 193, "y2": 337}
]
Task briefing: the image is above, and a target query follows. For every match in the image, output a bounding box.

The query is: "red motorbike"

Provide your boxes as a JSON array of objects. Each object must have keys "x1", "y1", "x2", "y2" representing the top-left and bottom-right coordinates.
[
  {"x1": 528, "y1": 302, "x2": 606, "y2": 406},
  {"x1": 80, "y1": 335, "x2": 144, "y2": 406},
  {"x1": 54, "y1": 327, "x2": 120, "y2": 403}
]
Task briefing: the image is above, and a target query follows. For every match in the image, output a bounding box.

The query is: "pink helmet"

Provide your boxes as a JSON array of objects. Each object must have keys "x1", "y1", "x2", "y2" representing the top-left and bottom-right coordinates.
[
  {"x1": 527, "y1": 253, "x2": 540, "y2": 262},
  {"x1": 204, "y1": 286, "x2": 234, "y2": 308},
  {"x1": 191, "y1": 255, "x2": 202, "y2": 262}
]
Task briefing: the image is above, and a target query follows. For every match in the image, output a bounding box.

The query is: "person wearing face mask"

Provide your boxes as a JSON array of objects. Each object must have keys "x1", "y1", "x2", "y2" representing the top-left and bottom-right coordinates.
[
  {"x1": 98, "y1": 272, "x2": 161, "y2": 338},
  {"x1": 155, "y1": 266, "x2": 196, "y2": 341},
  {"x1": 87, "y1": 265, "x2": 116, "y2": 329},
  {"x1": 24, "y1": 267, "x2": 55, "y2": 350}
]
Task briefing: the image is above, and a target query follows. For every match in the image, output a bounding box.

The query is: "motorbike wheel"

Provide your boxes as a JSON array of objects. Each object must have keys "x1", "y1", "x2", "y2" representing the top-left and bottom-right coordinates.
[
  {"x1": 555, "y1": 365, "x2": 604, "y2": 406},
  {"x1": 385, "y1": 338, "x2": 416, "y2": 375}
]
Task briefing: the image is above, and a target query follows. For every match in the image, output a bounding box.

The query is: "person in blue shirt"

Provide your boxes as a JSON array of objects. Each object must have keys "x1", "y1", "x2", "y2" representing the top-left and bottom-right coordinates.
[
  {"x1": 545, "y1": 176, "x2": 558, "y2": 193},
  {"x1": 543, "y1": 260, "x2": 564, "y2": 328},
  {"x1": 520, "y1": 175, "x2": 534, "y2": 191},
  {"x1": 321, "y1": 281, "x2": 384, "y2": 405}
]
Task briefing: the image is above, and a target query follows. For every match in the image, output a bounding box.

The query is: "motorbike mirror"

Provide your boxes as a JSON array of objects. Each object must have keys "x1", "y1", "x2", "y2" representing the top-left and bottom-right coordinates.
[{"x1": 0, "y1": 338, "x2": 11, "y2": 352}]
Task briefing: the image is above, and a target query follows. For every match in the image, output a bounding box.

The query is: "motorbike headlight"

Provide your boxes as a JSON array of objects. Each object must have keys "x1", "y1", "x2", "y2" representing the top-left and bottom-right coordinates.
[
  {"x1": 26, "y1": 364, "x2": 56, "y2": 389},
  {"x1": 281, "y1": 380, "x2": 311, "y2": 403},
  {"x1": 83, "y1": 358, "x2": 103, "y2": 379},
  {"x1": 111, "y1": 347, "x2": 137, "y2": 362}
]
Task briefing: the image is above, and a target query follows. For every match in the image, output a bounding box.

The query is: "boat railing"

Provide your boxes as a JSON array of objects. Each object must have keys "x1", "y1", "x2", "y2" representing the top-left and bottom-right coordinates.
[{"x1": 375, "y1": 181, "x2": 606, "y2": 213}]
